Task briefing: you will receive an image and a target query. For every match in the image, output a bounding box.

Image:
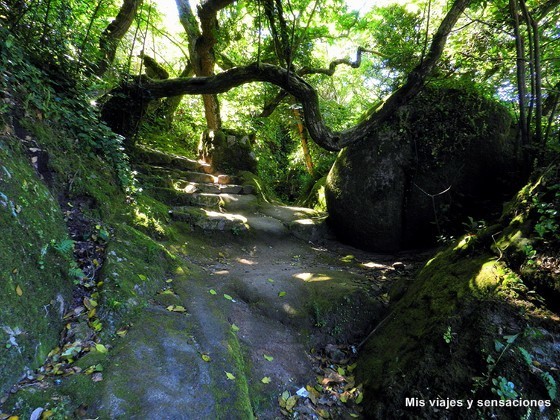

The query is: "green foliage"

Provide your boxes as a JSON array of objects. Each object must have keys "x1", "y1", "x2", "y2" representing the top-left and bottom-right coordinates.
[
  {"x1": 491, "y1": 376, "x2": 518, "y2": 400},
  {"x1": 540, "y1": 371, "x2": 557, "y2": 401},
  {"x1": 532, "y1": 184, "x2": 560, "y2": 240},
  {"x1": 0, "y1": 27, "x2": 137, "y2": 196},
  {"x1": 443, "y1": 326, "x2": 453, "y2": 344}
]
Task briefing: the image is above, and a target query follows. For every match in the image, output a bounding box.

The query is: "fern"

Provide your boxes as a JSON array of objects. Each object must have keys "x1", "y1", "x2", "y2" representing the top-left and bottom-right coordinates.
[
  {"x1": 540, "y1": 371, "x2": 557, "y2": 400},
  {"x1": 518, "y1": 347, "x2": 533, "y2": 367},
  {"x1": 68, "y1": 266, "x2": 85, "y2": 280},
  {"x1": 53, "y1": 239, "x2": 75, "y2": 255}
]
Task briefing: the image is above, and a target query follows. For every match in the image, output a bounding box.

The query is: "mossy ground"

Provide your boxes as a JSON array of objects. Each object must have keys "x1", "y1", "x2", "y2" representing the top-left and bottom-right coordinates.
[
  {"x1": 357, "y1": 173, "x2": 560, "y2": 418},
  {"x1": 0, "y1": 136, "x2": 73, "y2": 393}
]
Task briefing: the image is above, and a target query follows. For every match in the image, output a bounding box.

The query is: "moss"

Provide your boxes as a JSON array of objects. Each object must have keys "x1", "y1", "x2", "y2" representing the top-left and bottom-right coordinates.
[
  {"x1": 223, "y1": 332, "x2": 255, "y2": 419},
  {"x1": 238, "y1": 171, "x2": 279, "y2": 204},
  {"x1": 0, "y1": 138, "x2": 73, "y2": 394},
  {"x1": 299, "y1": 175, "x2": 327, "y2": 211},
  {"x1": 97, "y1": 223, "x2": 183, "y2": 337},
  {"x1": 357, "y1": 240, "x2": 499, "y2": 406}
]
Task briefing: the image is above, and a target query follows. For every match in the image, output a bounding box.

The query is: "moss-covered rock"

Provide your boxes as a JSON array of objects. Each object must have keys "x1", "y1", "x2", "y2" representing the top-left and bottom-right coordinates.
[
  {"x1": 326, "y1": 84, "x2": 524, "y2": 251},
  {"x1": 199, "y1": 130, "x2": 257, "y2": 174},
  {"x1": 357, "y1": 173, "x2": 560, "y2": 418},
  {"x1": 0, "y1": 137, "x2": 73, "y2": 394}
]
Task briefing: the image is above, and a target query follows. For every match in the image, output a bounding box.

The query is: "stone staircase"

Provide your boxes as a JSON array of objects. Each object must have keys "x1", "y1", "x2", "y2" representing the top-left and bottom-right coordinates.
[
  {"x1": 132, "y1": 145, "x2": 331, "y2": 240},
  {"x1": 132, "y1": 146, "x2": 258, "y2": 232}
]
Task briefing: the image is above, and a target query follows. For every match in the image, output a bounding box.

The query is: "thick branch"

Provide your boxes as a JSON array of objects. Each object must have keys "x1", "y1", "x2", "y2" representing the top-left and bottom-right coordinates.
[
  {"x1": 138, "y1": 0, "x2": 471, "y2": 151},
  {"x1": 259, "y1": 47, "x2": 383, "y2": 117}
]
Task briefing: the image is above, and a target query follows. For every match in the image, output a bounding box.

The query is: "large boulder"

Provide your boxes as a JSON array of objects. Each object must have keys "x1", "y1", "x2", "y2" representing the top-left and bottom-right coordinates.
[{"x1": 325, "y1": 85, "x2": 523, "y2": 251}]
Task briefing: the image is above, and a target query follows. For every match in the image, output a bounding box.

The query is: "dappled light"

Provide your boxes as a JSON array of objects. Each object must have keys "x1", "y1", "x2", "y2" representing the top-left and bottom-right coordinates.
[
  {"x1": 1, "y1": 0, "x2": 559, "y2": 418},
  {"x1": 236, "y1": 258, "x2": 256, "y2": 265},
  {"x1": 293, "y1": 272, "x2": 333, "y2": 282}
]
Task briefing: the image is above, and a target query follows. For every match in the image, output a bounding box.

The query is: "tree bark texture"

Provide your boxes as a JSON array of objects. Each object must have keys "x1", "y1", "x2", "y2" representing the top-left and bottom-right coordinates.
[
  {"x1": 175, "y1": 0, "x2": 234, "y2": 131},
  {"x1": 97, "y1": 0, "x2": 141, "y2": 76}
]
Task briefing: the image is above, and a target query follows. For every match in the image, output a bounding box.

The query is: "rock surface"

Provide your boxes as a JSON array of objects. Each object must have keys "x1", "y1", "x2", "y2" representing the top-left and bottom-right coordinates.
[{"x1": 326, "y1": 85, "x2": 523, "y2": 251}]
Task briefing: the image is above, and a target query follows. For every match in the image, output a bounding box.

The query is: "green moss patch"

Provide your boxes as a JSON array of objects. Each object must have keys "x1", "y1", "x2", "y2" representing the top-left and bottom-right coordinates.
[{"x1": 0, "y1": 138, "x2": 73, "y2": 394}]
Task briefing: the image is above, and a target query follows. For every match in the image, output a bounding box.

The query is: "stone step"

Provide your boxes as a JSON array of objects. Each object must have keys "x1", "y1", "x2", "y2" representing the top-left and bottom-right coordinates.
[
  {"x1": 150, "y1": 188, "x2": 223, "y2": 208},
  {"x1": 173, "y1": 181, "x2": 253, "y2": 195},
  {"x1": 135, "y1": 164, "x2": 240, "y2": 186},
  {"x1": 132, "y1": 146, "x2": 213, "y2": 174},
  {"x1": 169, "y1": 207, "x2": 249, "y2": 232}
]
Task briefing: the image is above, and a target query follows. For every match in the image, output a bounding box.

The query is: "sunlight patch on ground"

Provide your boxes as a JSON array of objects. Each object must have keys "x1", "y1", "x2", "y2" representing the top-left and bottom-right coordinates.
[
  {"x1": 236, "y1": 258, "x2": 256, "y2": 265},
  {"x1": 294, "y1": 272, "x2": 332, "y2": 282},
  {"x1": 212, "y1": 270, "x2": 230, "y2": 275},
  {"x1": 282, "y1": 303, "x2": 298, "y2": 316},
  {"x1": 361, "y1": 261, "x2": 392, "y2": 270}
]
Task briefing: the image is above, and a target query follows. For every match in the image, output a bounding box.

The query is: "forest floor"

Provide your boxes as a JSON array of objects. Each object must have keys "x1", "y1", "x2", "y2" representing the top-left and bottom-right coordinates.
[
  {"x1": 87, "y1": 203, "x2": 429, "y2": 418},
  {"x1": 1, "y1": 197, "x2": 430, "y2": 419}
]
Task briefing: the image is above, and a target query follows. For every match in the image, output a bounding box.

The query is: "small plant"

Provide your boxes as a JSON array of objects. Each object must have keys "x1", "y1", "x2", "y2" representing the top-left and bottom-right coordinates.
[
  {"x1": 522, "y1": 244, "x2": 537, "y2": 266},
  {"x1": 463, "y1": 216, "x2": 487, "y2": 234},
  {"x1": 540, "y1": 371, "x2": 557, "y2": 400},
  {"x1": 443, "y1": 326, "x2": 453, "y2": 344},
  {"x1": 532, "y1": 187, "x2": 560, "y2": 239},
  {"x1": 492, "y1": 376, "x2": 518, "y2": 400}
]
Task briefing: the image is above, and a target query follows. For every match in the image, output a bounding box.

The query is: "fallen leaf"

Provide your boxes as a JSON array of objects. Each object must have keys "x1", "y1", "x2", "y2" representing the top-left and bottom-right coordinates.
[
  {"x1": 223, "y1": 294, "x2": 233, "y2": 301},
  {"x1": 317, "y1": 408, "x2": 330, "y2": 418},
  {"x1": 264, "y1": 354, "x2": 274, "y2": 362},
  {"x1": 95, "y1": 343, "x2": 108, "y2": 354},
  {"x1": 347, "y1": 363, "x2": 357, "y2": 372},
  {"x1": 355, "y1": 392, "x2": 363, "y2": 404},
  {"x1": 225, "y1": 371, "x2": 235, "y2": 380},
  {"x1": 91, "y1": 372, "x2": 103, "y2": 382},
  {"x1": 116, "y1": 327, "x2": 128, "y2": 337},
  {"x1": 285, "y1": 395, "x2": 297, "y2": 411},
  {"x1": 340, "y1": 392, "x2": 349, "y2": 403},
  {"x1": 166, "y1": 278, "x2": 173, "y2": 283},
  {"x1": 166, "y1": 305, "x2": 187, "y2": 313},
  {"x1": 137, "y1": 274, "x2": 147, "y2": 281},
  {"x1": 231, "y1": 324, "x2": 240, "y2": 332},
  {"x1": 281, "y1": 390, "x2": 290, "y2": 401},
  {"x1": 337, "y1": 367, "x2": 345, "y2": 376},
  {"x1": 209, "y1": 289, "x2": 217, "y2": 295},
  {"x1": 159, "y1": 289, "x2": 175, "y2": 295},
  {"x1": 84, "y1": 364, "x2": 103, "y2": 374},
  {"x1": 201, "y1": 354, "x2": 211, "y2": 362},
  {"x1": 261, "y1": 377, "x2": 271, "y2": 384},
  {"x1": 15, "y1": 285, "x2": 22, "y2": 296},
  {"x1": 278, "y1": 291, "x2": 286, "y2": 297},
  {"x1": 349, "y1": 414, "x2": 359, "y2": 418},
  {"x1": 267, "y1": 278, "x2": 274, "y2": 283}
]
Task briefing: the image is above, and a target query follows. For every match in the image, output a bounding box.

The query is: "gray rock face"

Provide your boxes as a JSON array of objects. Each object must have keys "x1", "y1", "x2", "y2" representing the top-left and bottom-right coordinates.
[{"x1": 325, "y1": 86, "x2": 523, "y2": 251}]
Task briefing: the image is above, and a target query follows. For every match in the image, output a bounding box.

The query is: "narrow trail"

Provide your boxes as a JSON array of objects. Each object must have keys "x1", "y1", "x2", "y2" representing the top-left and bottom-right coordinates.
[{"x1": 92, "y1": 199, "x2": 425, "y2": 418}]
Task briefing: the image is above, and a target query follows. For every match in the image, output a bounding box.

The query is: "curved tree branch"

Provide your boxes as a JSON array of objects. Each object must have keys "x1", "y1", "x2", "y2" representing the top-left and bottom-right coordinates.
[
  {"x1": 259, "y1": 47, "x2": 386, "y2": 118},
  {"x1": 130, "y1": 0, "x2": 471, "y2": 151}
]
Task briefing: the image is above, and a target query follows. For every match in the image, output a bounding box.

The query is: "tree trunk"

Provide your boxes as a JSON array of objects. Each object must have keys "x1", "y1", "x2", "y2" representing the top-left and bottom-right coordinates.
[
  {"x1": 509, "y1": 0, "x2": 530, "y2": 167},
  {"x1": 97, "y1": 0, "x2": 142, "y2": 76},
  {"x1": 175, "y1": 0, "x2": 234, "y2": 133}
]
